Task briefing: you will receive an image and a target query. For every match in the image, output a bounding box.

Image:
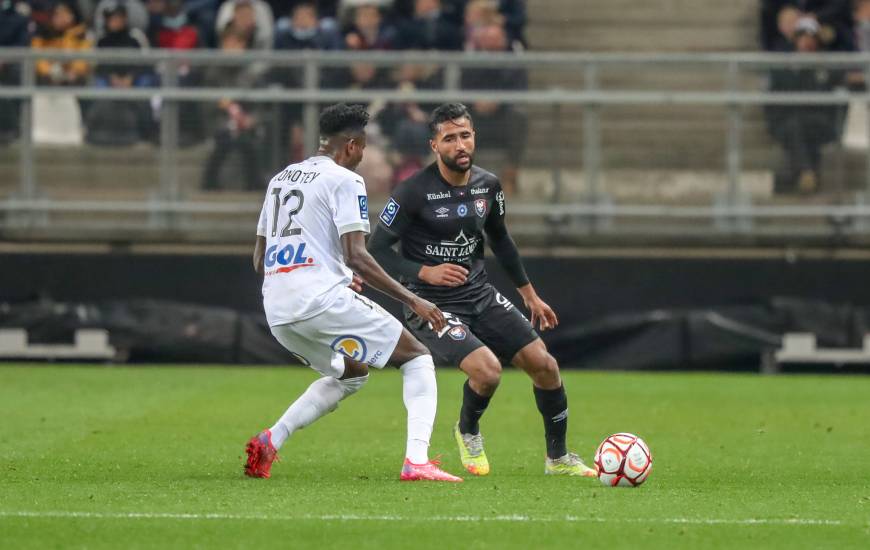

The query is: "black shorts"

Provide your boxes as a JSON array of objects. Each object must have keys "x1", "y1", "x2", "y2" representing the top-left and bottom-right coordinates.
[{"x1": 403, "y1": 283, "x2": 539, "y2": 367}]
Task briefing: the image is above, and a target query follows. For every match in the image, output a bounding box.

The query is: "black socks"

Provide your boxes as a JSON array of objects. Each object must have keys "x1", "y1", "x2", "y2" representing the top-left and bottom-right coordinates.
[
  {"x1": 533, "y1": 384, "x2": 568, "y2": 459},
  {"x1": 458, "y1": 380, "x2": 492, "y2": 435}
]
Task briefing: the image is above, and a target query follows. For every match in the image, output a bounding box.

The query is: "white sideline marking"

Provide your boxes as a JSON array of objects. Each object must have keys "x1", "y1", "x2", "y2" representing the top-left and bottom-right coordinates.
[{"x1": 0, "y1": 511, "x2": 850, "y2": 527}]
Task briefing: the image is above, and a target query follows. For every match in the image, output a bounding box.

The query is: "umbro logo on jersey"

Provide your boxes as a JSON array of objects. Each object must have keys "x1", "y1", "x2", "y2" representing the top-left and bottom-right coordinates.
[
  {"x1": 380, "y1": 198, "x2": 400, "y2": 226},
  {"x1": 426, "y1": 191, "x2": 450, "y2": 201},
  {"x1": 435, "y1": 206, "x2": 450, "y2": 218}
]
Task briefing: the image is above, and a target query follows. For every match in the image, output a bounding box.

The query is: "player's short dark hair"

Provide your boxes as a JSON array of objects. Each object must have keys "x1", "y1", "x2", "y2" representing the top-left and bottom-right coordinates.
[
  {"x1": 428, "y1": 103, "x2": 473, "y2": 136},
  {"x1": 319, "y1": 103, "x2": 370, "y2": 138}
]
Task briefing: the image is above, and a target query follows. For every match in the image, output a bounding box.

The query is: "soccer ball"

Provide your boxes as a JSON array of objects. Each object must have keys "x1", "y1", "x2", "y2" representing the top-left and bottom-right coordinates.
[{"x1": 593, "y1": 433, "x2": 652, "y2": 487}]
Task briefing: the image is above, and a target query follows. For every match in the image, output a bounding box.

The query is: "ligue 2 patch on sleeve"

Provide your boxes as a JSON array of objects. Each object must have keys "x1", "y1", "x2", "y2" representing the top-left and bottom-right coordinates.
[
  {"x1": 358, "y1": 195, "x2": 368, "y2": 220},
  {"x1": 379, "y1": 198, "x2": 400, "y2": 226}
]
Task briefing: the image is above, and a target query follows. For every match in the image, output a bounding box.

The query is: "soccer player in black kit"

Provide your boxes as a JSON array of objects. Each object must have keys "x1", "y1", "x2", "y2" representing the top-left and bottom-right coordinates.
[{"x1": 369, "y1": 103, "x2": 596, "y2": 477}]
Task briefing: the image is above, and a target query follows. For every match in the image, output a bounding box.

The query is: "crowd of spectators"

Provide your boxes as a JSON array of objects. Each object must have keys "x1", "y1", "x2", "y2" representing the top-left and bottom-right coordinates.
[{"x1": 0, "y1": 0, "x2": 528, "y2": 193}]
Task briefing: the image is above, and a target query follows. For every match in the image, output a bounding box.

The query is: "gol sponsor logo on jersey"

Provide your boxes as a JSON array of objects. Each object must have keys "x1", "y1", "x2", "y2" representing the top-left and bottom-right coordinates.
[
  {"x1": 264, "y1": 242, "x2": 316, "y2": 275},
  {"x1": 331, "y1": 335, "x2": 367, "y2": 361}
]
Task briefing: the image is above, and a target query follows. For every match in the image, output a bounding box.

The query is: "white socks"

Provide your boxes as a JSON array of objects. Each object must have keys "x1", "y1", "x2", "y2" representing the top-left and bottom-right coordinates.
[
  {"x1": 267, "y1": 353, "x2": 438, "y2": 464},
  {"x1": 400, "y1": 354, "x2": 437, "y2": 464},
  {"x1": 269, "y1": 374, "x2": 368, "y2": 449}
]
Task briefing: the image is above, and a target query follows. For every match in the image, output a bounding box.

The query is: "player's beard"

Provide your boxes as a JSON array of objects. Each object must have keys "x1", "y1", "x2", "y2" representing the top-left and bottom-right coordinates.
[{"x1": 441, "y1": 151, "x2": 473, "y2": 173}]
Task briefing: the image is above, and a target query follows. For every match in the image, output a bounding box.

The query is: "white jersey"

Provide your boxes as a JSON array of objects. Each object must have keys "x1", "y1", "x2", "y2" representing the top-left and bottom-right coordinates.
[{"x1": 257, "y1": 155, "x2": 370, "y2": 326}]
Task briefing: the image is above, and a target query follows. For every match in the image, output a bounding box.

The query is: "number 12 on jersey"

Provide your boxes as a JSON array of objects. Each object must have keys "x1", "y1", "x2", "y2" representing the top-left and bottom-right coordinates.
[{"x1": 271, "y1": 188, "x2": 305, "y2": 238}]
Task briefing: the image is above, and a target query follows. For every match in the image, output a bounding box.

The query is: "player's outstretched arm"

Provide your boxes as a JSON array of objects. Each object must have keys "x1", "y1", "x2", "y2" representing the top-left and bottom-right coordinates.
[{"x1": 341, "y1": 231, "x2": 446, "y2": 332}]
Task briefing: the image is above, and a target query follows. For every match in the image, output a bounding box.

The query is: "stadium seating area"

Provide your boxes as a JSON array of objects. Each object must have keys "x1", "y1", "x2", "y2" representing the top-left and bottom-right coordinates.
[{"x1": 2, "y1": 0, "x2": 870, "y2": 227}]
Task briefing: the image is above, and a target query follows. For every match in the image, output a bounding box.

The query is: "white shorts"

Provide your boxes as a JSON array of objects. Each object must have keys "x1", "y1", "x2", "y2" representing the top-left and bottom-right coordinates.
[{"x1": 270, "y1": 288, "x2": 404, "y2": 378}]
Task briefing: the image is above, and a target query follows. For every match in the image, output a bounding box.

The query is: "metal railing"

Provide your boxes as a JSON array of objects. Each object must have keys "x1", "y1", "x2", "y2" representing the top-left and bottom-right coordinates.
[{"x1": 3, "y1": 48, "x2": 870, "y2": 244}]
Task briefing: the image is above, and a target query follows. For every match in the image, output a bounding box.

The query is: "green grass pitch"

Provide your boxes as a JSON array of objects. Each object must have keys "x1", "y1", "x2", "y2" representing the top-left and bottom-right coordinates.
[{"x1": 1, "y1": 365, "x2": 869, "y2": 549}]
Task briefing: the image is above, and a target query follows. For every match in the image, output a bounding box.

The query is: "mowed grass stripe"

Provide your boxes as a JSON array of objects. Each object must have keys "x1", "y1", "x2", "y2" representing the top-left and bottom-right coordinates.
[{"x1": 0, "y1": 510, "x2": 853, "y2": 526}]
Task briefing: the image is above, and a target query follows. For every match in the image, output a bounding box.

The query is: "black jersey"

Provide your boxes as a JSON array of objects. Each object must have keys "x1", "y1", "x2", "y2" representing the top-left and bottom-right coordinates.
[{"x1": 375, "y1": 163, "x2": 520, "y2": 302}]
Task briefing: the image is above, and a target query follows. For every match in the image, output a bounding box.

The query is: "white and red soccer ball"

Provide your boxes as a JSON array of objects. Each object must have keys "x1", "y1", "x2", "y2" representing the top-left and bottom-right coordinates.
[{"x1": 593, "y1": 432, "x2": 652, "y2": 487}]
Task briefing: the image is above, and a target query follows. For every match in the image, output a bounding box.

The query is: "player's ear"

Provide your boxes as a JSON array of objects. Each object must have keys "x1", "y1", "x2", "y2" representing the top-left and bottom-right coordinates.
[{"x1": 429, "y1": 138, "x2": 437, "y2": 153}]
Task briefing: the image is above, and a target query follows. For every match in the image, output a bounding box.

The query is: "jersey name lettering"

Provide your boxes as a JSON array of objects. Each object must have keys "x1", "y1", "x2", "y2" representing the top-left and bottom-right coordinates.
[{"x1": 275, "y1": 169, "x2": 321, "y2": 184}]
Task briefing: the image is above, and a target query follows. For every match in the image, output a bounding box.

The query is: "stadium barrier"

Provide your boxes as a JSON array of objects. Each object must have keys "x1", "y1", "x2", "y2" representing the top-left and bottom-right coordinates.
[{"x1": 3, "y1": 50, "x2": 870, "y2": 244}]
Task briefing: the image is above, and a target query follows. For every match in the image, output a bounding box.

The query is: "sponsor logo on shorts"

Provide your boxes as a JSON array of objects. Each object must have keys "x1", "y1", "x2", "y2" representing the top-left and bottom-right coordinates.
[
  {"x1": 494, "y1": 292, "x2": 514, "y2": 312},
  {"x1": 435, "y1": 206, "x2": 450, "y2": 218},
  {"x1": 366, "y1": 349, "x2": 384, "y2": 365},
  {"x1": 331, "y1": 335, "x2": 368, "y2": 361},
  {"x1": 358, "y1": 195, "x2": 368, "y2": 220},
  {"x1": 448, "y1": 326, "x2": 467, "y2": 341},
  {"x1": 475, "y1": 199, "x2": 486, "y2": 218},
  {"x1": 457, "y1": 204, "x2": 468, "y2": 217},
  {"x1": 264, "y1": 242, "x2": 316, "y2": 276},
  {"x1": 380, "y1": 198, "x2": 400, "y2": 226}
]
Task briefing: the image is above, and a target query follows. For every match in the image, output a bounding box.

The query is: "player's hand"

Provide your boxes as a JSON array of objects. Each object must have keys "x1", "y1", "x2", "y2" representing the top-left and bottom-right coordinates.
[
  {"x1": 524, "y1": 296, "x2": 559, "y2": 331},
  {"x1": 348, "y1": 273, "x2": 365, "y2": 293},
  {"x1": 411, "y1": 297, "x2": 446, "y2": 332},
  {"x1": 418, "y1": 264, "x2": 468, "y2": 287}
]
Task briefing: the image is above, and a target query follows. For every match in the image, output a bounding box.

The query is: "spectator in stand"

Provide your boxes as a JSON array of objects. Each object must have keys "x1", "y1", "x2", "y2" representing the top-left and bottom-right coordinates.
[
  {"x1": 150, "y1": 0, "x2": 206, "y2": 145},
  {"x1": 396, "y1": 0, "x2": 462, "y2": 50},
  {"x1": 31, "y1": 1, "x2": 92, "y2": 86},
  {"x1": 216, "y1": 0, "x2": 274, "y2": 51},
  {"x1": 272, "y1": 1, "x2": 343, "y2": 161},
  {"x1": 0, "y1": 0, "x2": 30, "y2": 143},
  {"x1": 462, "y1": 0, "x2": 498, "y2": 49},
  {"x1": 150, "y1": 0, "x2": 200, "y2": 48},
  {"x1": 342, "y1": 0, "x2": 397, "y2": 50},
  {"x1": 95, "y1": 2, "x2": 152, "y2": 88},
  {"x1": 201, "y1": 25, "x2": 268, "y2": 190},
  {"x1": 28, "y1": 0, "x2": 57, "y2": 35},
  {"x1": 854, "y1": 0, "x2": 870, "y2": 51},
  {"x1": 274, "y1": 1, "x2": 342, "y2": 49},
  {"x1": 764, "y1": 17, "x2": 846, "y2": 194},
  {"x1": 86, "y1": 2, "x2": 154, "y2": 145},
  {"x1": 761, "y1": 0, "x2": 854, "y2": 52},
  {"x1": 93, "y1": 0, "x2": 149, "y2": 39},
  {"x1": 461, "y1": 19, "x2": 527, "y2": 194},
  {"x1": 397, "y1": 0, "x2": 526, "y2": 44},
  {"x1": 268, "y1": 0, "x2": 340, "y2": 21},
  {"x1": 84, "y1": 64, "x2": 155, "y2": 145}
]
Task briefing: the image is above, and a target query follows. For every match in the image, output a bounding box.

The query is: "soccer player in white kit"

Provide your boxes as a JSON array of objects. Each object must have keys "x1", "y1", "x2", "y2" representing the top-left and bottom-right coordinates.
[{"x1": 244, "y1": 104, "x2": 462, "y2": 482}]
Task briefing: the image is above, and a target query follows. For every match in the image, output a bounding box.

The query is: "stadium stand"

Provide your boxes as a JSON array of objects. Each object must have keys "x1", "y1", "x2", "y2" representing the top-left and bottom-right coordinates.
[{"x1": 3, "y1": 0, "x2": 870, "y2": 242}]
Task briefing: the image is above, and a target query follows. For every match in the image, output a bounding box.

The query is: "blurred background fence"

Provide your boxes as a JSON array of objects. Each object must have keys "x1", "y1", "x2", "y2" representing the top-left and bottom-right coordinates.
[{"x1": 5, "y1": 48, "x2": 870, "y2": 246}]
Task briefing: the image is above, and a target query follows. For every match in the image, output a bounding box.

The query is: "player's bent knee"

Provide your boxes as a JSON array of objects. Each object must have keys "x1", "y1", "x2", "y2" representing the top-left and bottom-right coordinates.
[
  {"x1": 531, "y1": 354, "x2": 561, "y2": 386},
  {"x1": 465, "y1": 353, "x2": 502, "y2": 393},
  {"x1": 337, "y1": 374, "x2": 368, "y2": 398}
]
